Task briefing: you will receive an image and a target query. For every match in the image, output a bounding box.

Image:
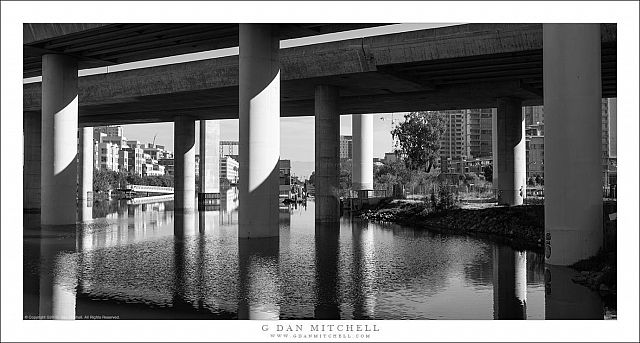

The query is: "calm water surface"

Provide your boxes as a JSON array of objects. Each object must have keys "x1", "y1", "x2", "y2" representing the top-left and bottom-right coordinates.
[{"x1": 23, "y1": 191, "x2": 603, "y2": 320}]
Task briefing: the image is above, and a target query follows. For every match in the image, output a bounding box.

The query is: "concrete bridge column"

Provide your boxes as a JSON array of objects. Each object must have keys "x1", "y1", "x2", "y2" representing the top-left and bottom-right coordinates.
[
  {"x1": 238, "y1": 24, "x2": 280, "y2": 238},
  {"x1": 174, "y1": 115, "x2": 196, "y2": 212},
  {"x1": 41, "y1": 54, "x2": 79, "y2": 225},
  {"x1": 492, "y1": 246, "x2": 527, "y2": 319},
  {"x1": 78, "y1": 126, "x2": 94, "y2": 221},
  {"x1": 198, "y1": 120, "x2": 220, "y2": 210},
  {"x1": 543, "y1": 24, "x2": 603, "y2": 265},
  {"x1": 24, "y1": 111, "x2": 42, "y2": 213},
  {"x1": 352, "y1": 114, "x2": 373, "y2": 198},
  {"x1": 315, "y1": 85, "x2": 340, "y2": 223},
  {"x1": 491, "y1": 108, "x2": 499, "y2": 194},
  {"x1": 496, "y1": 97, "x2": 526, "y2": 206}
]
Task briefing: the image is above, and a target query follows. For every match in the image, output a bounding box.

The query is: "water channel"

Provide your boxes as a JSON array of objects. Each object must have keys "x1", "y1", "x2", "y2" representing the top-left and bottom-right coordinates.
[{"x1": 23, "y1": 188, "x2": 605, "y2": 320}]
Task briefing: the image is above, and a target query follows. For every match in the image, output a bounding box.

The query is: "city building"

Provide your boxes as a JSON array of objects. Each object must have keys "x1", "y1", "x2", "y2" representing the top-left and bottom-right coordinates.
[
  {"x1": 438, "y1": 110, "x2": 468, "y2": 170},
  {"x1": 465, "y1": 108, "x2": 494, "y2": 159},
  {"x1": 122, "y1": 146, "x2": 144, "y2": 175},
  {"x1": 95, "y1": 125, "x2": 124, "y2": 137},
  {"x1": 118, "y1": 149, "x2": 129, "y2": 173},
  {"x1": 96, "y1": 142, "x2": 120, "y2": 172},
  {"x1": 339, "y1": 135, "x2": 353, "y2": 159},
  {"x1": 102, "y1": 135, "x2": 128, "y2": 148},
  {"x1": 143, "y1": 163, "x2": 165, "y2": 176},
  {"x1": 220, "y1": 156, "x2": 239, "y2": 184},
  {"x1": 158, "y1": 158, "x2": 174, "y2": 176},
  {"x1": 526, "y1": 135, "x2": 545, "y2": 181},
  {"x1": 220, "y1": 140, "x2": 239, "y2": 158},
  {"x1": 279, "y1": 159, "x2": 292, "y2": 198},
  {"x1": 383, "y1": 152, "x2": 399, "y2": 164},
  {"x1": 602, "y1": 98, "x2": 617, "y2": 190}
]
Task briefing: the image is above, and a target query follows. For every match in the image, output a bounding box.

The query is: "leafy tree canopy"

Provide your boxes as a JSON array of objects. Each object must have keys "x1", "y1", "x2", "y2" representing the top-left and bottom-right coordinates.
[{"x1": 391, "y1": 111, "x2": 447, "y2": 173}]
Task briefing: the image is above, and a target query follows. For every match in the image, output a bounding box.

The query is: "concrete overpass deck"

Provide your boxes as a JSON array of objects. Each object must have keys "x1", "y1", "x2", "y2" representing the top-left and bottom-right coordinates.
[
  {"x1": 24, "y1": 23, "x2": 388, "y2": 78},
  {"x1": 23, "y1": 23, "x2": 616, "y2": 126}
]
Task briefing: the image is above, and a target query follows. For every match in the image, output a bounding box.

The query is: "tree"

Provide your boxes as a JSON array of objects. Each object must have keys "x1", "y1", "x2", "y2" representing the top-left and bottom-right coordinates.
[
  {"x1": 309, "y1": 171, "x2": 315, "y2": 185},
  {"x1": 391, "y1": 111, "x2": 447, "y2": 172},
  {"x1": 483, "y1": 164, "x2": 493, "y2": 183},
  {"x1": 339, "y1": 159, "x2": 352, "y2": 197}
]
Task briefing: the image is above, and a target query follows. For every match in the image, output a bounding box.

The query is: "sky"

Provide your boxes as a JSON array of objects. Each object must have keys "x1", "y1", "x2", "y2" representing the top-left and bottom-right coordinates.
[
  {"x1": 23, "y1": 23, "x2": 457, "y2": 179},
  {"x1": 121, "y1": 112, "x2": 404, "y2": 179}
]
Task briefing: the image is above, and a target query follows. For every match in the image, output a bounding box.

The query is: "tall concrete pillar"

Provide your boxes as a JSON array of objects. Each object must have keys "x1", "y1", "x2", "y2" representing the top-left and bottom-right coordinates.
[
  {"x1": 198, "y1": 120, "x2": 220, "y2": 210},
  {"x1": 352, "y1": 114, "x2": 373, "y2": 198},
  {"x1": 315, "y1": 85, "x2": 340, "y2": 223},
  {"x1": 543, "y1": 24, "x2": 603, "y2": 265},
  {"x1": 41, "y1": 54, "x2": 79, "y2": 225},
  {"x1": 491, "y1": 108, "x2": 499, "y2": 193},
  {"x1": 24, "y1": 111, "x2": 42, "y2": 212},
  {"x1": 238, "y1": 24, "x2": 280, "y2": 238},
  {"x1": 493, "y1": 246, "x2": 527, "y2": 319},
  {"x1": 496, "y1": 97, "x2": 526, "y2": 206},
  {"x1": 78, "y1": 127, "x2": 93, "y2": 221},
  {"x1": 174, "y1": 115, "x2": 196, "y2": 212}
]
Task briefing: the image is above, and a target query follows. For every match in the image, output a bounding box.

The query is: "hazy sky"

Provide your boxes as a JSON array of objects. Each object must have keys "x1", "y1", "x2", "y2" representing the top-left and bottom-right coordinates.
[{"x1": 24, "y1": 24, "x2": 457, "y2": 179}]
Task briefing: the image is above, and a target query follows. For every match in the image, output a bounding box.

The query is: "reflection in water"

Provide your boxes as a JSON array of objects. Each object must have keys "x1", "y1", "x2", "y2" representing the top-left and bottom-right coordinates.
[
  {"x1": 352, "y1": 220, "x2": 377, "y2": 319},
  {"x1": 24, "y1": 195, "x2": 605, "y2": 320},
  {"x1": 78, "y1": 199, "x2": 92, "y2": 222},
  {"x1": 314, "y1": 222, "x2": 341, "y2": 319},
  {"x1": 545, "y1": 264, "x2": 603, "y2": 319},
  {"x1": 492, "y1": 245, "x2": 527, "y2": 319},
  {"x1": 237, "y1": 238, "x2": 280, "y2": 320},
  {"x1": 38, "y1": 226, "x2": 78, "y2": 320}
]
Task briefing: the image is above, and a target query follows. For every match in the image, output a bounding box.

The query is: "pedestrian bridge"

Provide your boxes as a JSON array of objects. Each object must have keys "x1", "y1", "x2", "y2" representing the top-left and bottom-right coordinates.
[{"x1": 124, "y1": 184, "x2": 174, "y2": 194}]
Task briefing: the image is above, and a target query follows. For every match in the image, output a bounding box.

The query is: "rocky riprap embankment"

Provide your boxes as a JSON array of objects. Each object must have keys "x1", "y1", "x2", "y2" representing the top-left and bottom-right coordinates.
[{"x1": 360, "y1": 200, "x2": 544, "y2": 250}]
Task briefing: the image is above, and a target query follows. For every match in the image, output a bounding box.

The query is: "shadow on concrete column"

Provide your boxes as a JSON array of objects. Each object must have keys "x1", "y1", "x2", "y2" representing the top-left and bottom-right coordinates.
[
  {"x1": 314, "y1": 222, "x2": 341, "y2": 319},
  {"x1": 315, "y1": 85, "x2": 340, "y2": 223},
  {"x1": 237, "y1": 237, "x2": 280, "y2": 319},
  {"x1": 174, "y1": 115, "x2": 196, "y2": 213},
  {"x1": 41, "y1": 54, "x2": 79, "y2": 225},
  {"x1": 492, "y1": 245, "x2": 527, "y2": 319},
  {"x1": 496, "y1": 97, "x2": 526, "y2": 206},
  {"x1": 238, "y1": 24, "x2": 281, "y2": 238},
  {"x1": 543, "y1": 24, "x2": 603, "y2": 266}
]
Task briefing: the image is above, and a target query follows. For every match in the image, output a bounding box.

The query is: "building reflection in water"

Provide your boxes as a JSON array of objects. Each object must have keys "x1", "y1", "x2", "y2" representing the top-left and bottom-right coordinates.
[
  {"x1": 492, "y1": 245, "x2": 527, "y2": 319},
  {"x1": 314, "y1": 222, "x2": 341, "y2": 319},
  {"x1": 352, "y1": 219, "x2": 377, "y2": 319},
  {"x1": 237, "y1": 237, "x2": 281, "y2": 320},
  {"x1": 545, "y1": 264, "x2": 603, "y2": 319},
  {"x1": 38, "y1": 225, "x2": 79, "y2": 320}
]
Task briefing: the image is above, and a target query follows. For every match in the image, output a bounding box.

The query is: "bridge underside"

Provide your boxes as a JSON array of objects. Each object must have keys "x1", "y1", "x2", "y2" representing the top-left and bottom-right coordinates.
[{"x1": 23, "y1": 23, "x2": 616, "y2": 126}]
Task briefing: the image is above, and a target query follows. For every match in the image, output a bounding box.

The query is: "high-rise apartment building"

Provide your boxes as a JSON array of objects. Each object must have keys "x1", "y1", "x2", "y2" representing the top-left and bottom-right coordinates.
[
  {"x1": 220, "y1": 141, "x2": 239, "y2": 158},
  {"x1": 339, "y1": 135, "x2": 353, "y2": 159},
  {"x1": 438, "y1": 110, "x2": 468, "y2": 171},
  {"x1": 465, "y1": 108, "x2": 494, "y2": 159}
]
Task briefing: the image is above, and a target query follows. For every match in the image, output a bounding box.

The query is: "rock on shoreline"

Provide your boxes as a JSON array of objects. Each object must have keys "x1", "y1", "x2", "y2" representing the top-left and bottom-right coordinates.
[{"x1": 359, "y1": 200, "x2": 545, "y2": 250}]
